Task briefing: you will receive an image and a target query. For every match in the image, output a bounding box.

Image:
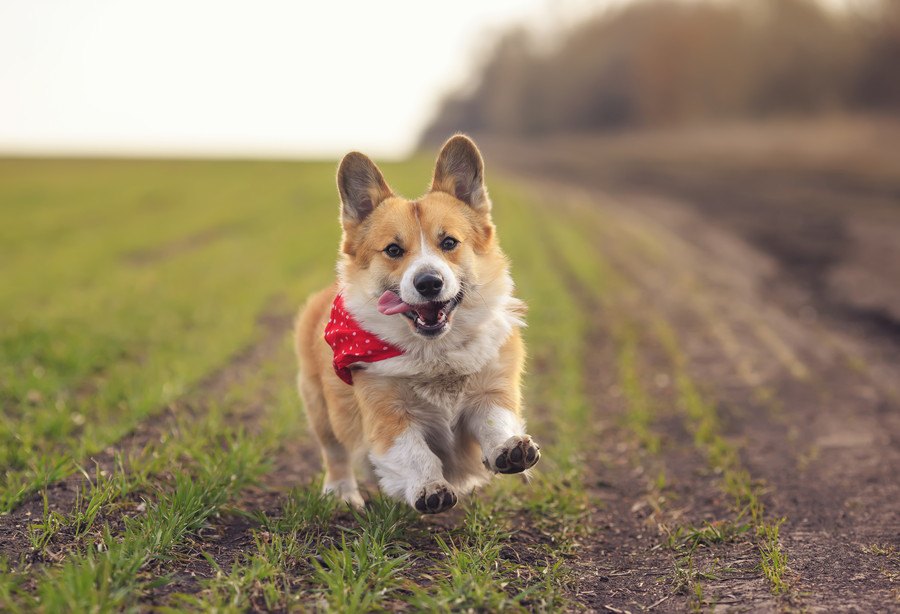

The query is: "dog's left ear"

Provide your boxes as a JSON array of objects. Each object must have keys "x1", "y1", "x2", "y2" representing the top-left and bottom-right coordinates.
[{"x1": 431, "y1": 135, "x2": 490, "y2": 214}]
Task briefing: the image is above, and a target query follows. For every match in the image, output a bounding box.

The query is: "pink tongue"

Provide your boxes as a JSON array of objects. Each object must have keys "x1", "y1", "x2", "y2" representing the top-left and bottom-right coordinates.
[{"x1": 377, "y1": 291, "x2": 414, "y2": 315}]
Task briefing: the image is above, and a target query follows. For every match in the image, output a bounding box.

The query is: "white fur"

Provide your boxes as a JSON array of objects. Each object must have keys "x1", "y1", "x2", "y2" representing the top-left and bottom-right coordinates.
[
  {"x1": 399, "y1": 228, "x2": 461, "y2": 305},
  {"x1": 467, "y1": 404, "x2": 526, "y2": 459},
  {"x1": 370, "y1": 427, "x2": 446, "y2": 504}
]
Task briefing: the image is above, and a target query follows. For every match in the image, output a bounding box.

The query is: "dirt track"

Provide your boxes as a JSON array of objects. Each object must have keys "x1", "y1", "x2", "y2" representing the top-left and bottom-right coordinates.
[{"x1": 483, "y1": 120, "x2": 900, "y2": 610}]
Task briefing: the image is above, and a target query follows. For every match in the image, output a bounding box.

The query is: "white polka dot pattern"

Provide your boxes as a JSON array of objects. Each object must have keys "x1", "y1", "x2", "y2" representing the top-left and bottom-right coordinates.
[{"x1": 324, "y1": 294, "x2": 403, "y2": 385}]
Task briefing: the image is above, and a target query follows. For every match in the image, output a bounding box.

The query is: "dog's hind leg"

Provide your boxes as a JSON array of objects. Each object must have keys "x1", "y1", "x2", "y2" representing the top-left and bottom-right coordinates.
[{"x1": 298, "y1": 375, "x2": 364, "y2": 508}]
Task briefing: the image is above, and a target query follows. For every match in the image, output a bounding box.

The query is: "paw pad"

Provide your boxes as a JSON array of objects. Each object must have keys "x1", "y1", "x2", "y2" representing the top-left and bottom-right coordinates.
[
  {"x1": 414, "y1": 483, "x2": 458, "y2": 514},
  {"x1": 491, "y1": 435, "x2": 541, "y2": 474}
]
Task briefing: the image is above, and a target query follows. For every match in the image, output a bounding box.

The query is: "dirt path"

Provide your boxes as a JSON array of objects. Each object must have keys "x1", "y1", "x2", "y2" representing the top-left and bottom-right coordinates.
[
  {"x1": 488, "y1": 136, "x2": 900, "y2": 610},
  {"x1": 615, "y1": 196, "x2": 900, "y2": 609}
]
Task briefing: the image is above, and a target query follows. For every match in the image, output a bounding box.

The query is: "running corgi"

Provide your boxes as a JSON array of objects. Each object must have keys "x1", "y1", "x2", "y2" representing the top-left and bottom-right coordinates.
[{"x1": 295, "y1": 135, "x2": 540, "y2": 513}]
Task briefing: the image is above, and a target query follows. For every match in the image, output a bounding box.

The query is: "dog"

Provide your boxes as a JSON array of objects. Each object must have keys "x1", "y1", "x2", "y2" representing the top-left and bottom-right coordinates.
[{"x1": 294, "y1": 135, "x2": 540, "y2": 514}]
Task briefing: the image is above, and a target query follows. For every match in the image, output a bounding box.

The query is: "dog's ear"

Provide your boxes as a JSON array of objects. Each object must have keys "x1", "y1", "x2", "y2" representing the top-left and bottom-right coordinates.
[
  {"x1": 337, "y1": 152, "x2": 393, "y2": 226},
  {"x1": 431, "y1": 135, "x2": 489, "y2": 213}
]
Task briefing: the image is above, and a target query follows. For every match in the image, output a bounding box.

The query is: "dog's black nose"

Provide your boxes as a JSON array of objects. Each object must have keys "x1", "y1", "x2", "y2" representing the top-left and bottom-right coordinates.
[{"x1": 414, "y1": 272, "x2": 443, "y2": 298}]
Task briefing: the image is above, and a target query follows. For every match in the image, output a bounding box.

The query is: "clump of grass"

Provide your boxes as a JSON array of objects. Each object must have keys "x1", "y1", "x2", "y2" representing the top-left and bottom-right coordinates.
[
  {"x1": 862, "y1": 543, "x2": 897, "y2": 557},
  {"x1": 28, "y1": 490, "x2": 66, "y2": 552},
  {"x1": 172, "y1": 484, "x2": 333, "y2": 612},
  {"x1": 758, "y1": 519, "x2": 789, "y2": 594},
  {"x1": 183, "y1": 549, "x2": 286, "y2": 613},
  {"x1": 308, "y1": 494, "x2": 414, "y2": 611},
  {"x1": 1, "y1": 456, "x2": 71, "y2": 514},
  {"x1": 410, "y1": 534, "x2": 515, "y2": 612},
  {"x1": 408, "y1": 499, "x2": 569, "y2": 612},
  {"x1": 313, "y1": 532, "x2": 410, "y2": 612},
  {"x1": 508, "y1": 467, "x2": 590, "y2": 545},
  {"x1": 666, "y1": 519, "x2": 750, "y2": 609},
  {"x1": 672, "y1": 551, "x2": 736, "y2": 612},
  {"x1": 691, "y1": 582, "x2": 706, "y2": 613},
  {"x1": 409, "y1": 502, "x2": 518, "y2": 612},
  {"x1": 350, "y1": 493, "x2": 416, "y2": 544},
  {"x1": 666, "y1": 519, "x2": 752, "y2": 552},
  {"x1": 254, "y1": 481, "x2": 339, "y2": 534},
  {"x1": 28, "y1": 457, "x2": 140, "y2": 554}
]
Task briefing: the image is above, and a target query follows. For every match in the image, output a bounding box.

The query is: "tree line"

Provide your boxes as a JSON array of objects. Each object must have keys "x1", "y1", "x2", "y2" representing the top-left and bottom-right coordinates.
[{"x1": 419, "y1": 0, "x2": 900, "y2": 144}]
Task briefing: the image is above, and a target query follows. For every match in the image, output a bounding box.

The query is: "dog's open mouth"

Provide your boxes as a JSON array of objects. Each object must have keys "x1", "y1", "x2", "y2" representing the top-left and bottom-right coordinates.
[{"x1": 378, "y1": 290, "x2": 463, "y2": 336}]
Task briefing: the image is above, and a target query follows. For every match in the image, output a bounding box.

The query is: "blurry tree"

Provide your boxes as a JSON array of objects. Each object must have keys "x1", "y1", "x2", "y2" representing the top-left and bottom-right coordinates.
[{"x1": 420, "y1": 0, "x2": 900, "y2": 145}]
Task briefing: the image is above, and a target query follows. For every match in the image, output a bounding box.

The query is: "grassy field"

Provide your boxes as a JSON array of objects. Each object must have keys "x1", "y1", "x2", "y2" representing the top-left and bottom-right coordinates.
[
  {"x1": 0, "y1": 157, "x2": 602, "y2": 611},
  {"x1": 2, "y1": 150, "x2": 896, "y2": 611}
]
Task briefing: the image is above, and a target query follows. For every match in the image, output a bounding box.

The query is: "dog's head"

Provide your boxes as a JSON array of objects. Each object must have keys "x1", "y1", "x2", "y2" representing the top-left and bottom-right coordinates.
[{"x1": 337, "y1": 135, "x2": 509, "y2": 342}]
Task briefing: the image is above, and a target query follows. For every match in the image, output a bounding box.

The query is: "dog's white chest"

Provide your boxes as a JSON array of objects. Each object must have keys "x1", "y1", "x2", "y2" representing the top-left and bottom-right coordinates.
[{"x1": 410, "y1": 374, "x2": 469, "y2": 411}]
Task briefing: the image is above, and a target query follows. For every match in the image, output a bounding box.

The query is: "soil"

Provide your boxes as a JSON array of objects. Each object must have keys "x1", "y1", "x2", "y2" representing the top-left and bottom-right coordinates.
[{"x1": 480, "y1": 124, "x2": 900, "y2": 611}]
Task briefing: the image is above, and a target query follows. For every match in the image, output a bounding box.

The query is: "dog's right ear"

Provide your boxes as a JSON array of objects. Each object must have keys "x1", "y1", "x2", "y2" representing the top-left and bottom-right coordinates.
[{"x1": 337, "y1": 152, "x2": 393, "y2": 227}]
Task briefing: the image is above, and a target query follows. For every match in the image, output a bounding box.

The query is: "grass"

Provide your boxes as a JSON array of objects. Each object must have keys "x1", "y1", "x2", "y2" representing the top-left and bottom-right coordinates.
[
  {"x1": 757, "y1": 519, "x2": 789, "y2": 594},
  {"x1": 31, "y1": 431, "x2": 270, "y2": 612},
  {"x1": 409, "y1": 503, "x2": 520, "y2": 612},
  {"x1": 172, "y1": 485, "x2": 341, "y2": 612},
  {"x1": 176, "y1": 490, "x2": 416, "y2": 613},
  {"x1": 863, "y1": 543, "x2": 898, "y2": 558},
  {"x1": 253, "y1": 481, "x2": 340, "y2": 534},
  {"x1": 22, "y1": 354, "x2": 302, "y2": 561},
  {"x1": 666, "y1": 520, "x2": 752, "y2": 552},
  {"x1": 0, "y1": 154, "x2": 807, "y2": 609},
  {"x1": 0, "y1": 156, "x2": 613, "y2": 609},
  {"x1": 1, "y1": 157, "x2": 352, "y2": 608},
  {"x1": 614, "y1": 324, "x2": 662, "y2": 454},
  {"x1": 0, "y1": 159, "x2": 347, "y2": 511},
  {"x1": 311, "y1": 497, "x2": 414, "y2": 612}
]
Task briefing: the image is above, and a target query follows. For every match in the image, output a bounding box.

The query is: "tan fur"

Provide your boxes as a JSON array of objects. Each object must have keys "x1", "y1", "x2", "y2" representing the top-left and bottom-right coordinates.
[{"x1": 295, "y1": 135, "x2": 535, "y2": 511}]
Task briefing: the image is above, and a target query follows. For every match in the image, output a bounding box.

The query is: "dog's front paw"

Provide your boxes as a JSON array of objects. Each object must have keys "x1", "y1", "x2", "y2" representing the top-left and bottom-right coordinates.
[
  {"x1": 488, "y1": 435, "x2": 541, "y2": 474},
  {"x1": 413, "y1": 481, "x2": 458, "y2": 514}
]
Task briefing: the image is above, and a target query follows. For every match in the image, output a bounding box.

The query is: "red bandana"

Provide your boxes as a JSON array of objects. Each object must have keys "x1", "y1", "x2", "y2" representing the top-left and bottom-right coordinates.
[{"x1": 324, "y1": 294, "x2": 404, "y2": 385}]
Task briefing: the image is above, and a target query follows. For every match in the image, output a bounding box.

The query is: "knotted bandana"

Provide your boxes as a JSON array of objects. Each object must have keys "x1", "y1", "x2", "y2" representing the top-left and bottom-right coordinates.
[{"x1": 324, "y1": 294, "x2": 403, "y2": 385}]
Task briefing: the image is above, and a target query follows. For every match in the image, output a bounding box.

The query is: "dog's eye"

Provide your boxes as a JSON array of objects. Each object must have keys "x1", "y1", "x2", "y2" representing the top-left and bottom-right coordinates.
[
  {"x1": 384, "y1": 244, "x2": 404, "y2": 258},
  {"x1": 440, "y1": 237, "x2": 459, "y2": 251}
]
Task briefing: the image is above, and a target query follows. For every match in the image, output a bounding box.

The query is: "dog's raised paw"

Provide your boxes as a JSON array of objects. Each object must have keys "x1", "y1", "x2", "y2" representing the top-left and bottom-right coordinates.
[
  {"x1": 413, "y1": 481, "x2": 458, "y2": 514},
  {"x1": 490, "y1": 435, "x2": 541, "y2": 474}
]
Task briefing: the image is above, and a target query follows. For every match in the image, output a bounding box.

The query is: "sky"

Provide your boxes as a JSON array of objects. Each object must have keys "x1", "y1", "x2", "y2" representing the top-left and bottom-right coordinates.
[{"x1": 0, "y1": 0, "x2": 603, "y2": 158}]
